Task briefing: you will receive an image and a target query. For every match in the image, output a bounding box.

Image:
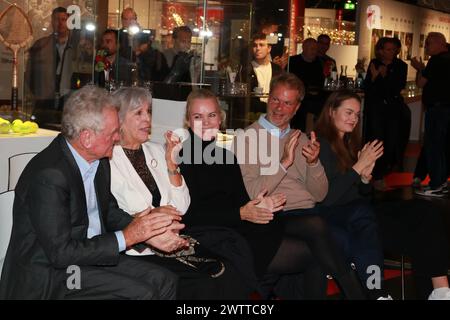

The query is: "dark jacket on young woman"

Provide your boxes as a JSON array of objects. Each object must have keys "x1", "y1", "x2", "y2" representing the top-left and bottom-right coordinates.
[
  {"x1": 317, "y1": 139, "x2": 372, "y2": 207},
  {"x1": 179, "y1": 129, "x2": 284, "y2": 278},
  {"x1": 317, "y1": 137, "x2": 449, "y2": 299}
]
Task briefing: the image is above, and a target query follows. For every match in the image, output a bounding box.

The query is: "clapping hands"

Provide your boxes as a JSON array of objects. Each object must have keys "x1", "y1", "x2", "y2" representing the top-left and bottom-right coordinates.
[
  {"x1": 302, "y1": 131, "x2": 320, "y2": 165},
  {"x1": 281, "y1": 130, "x2": 321, "y2": 168},
  {"x1": 353, "y1": 140, "x2": 384, "y2": 182},
  {"x1": 370, "y1": 63, "x2": 387, "y2": 80}
]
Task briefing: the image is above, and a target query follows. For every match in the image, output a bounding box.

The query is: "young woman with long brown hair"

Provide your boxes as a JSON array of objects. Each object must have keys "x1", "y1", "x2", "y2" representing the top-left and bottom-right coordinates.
[
  {"x1": 314, "y1": 90, "x2": 386, "y2": 299},
  {"x1": 315, "y1": 89, "x2": 450, "y2": 300}
]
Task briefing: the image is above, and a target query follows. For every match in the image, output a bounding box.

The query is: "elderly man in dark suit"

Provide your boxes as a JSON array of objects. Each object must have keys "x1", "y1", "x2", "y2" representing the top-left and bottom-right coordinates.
[{"x1": 0, "y1": 85, "x2": 188, "y2": 299}]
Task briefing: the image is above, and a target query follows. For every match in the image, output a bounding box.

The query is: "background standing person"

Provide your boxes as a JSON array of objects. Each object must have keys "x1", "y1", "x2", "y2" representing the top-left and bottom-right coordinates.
[
  {"x1": 288, "y1": 38, "x2": 326, "y2": 131},
  {"x1": 411, "y1": 32, "x2": 450, "y2": 197},
  {"x1": 242, "y1": 33, "x2": 283, "y2": 112},
  {"x1": 118, "y1": 7, "x2": 139, "y2": 62},
  {"x1": 363, "y1": 37, "x2": 408, "y2": 190},
  {"x1": 163, "y1": 26, "x2": 200, "y2": 83},
  {"x1": 96, "y1": 29, "x2": 132, "y2": 87},
  {"x1": 27, "y1": 7, "x2": 78, "y2": 126},
  {"x1": 317, "y1": 34, "x2": 337, "y2": 77}
]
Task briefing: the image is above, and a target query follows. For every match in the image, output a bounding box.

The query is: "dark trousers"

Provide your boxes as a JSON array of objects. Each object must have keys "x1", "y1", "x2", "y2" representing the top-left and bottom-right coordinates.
[
  {"x1": 317, "y1": 200, "x2": 384, "y2": 288},
  {"x1": 364, "y1": 99, "x2": 410, "y2": 178},
  {"x1": 282, "y1": 204, "x2": 383, "y2": 286},
  {"x1": 375, "y1": 199, "x2": 450, "y2": 299},
  {"x1": 414, "y1": 126, "x2": 450, "y2": 180},
  {"x1": 423, "y1": 106, "x2": 450, "y2": 188},
  {"x1": 64, "y1": 254, "x2": 177, "y2": 300},
  {"x1": 279, "y1": 209, "x2": 369, "y2": 299}
]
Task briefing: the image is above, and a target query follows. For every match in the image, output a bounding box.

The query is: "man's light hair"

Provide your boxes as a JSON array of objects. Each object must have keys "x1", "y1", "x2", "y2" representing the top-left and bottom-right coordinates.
[
  {"x1": 112, "y1": 87, "x2": 152, "y2": 124},
  {"x1": 269, "y1": 73, "x2": 305, "y2": 103},
  {"x1": 61, "y1": 85, "x2": 116, "y2": 140}
]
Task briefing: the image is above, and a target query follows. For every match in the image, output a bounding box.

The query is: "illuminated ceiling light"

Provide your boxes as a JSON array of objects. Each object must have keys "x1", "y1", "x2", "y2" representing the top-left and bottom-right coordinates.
[
  {"x1": 237, "y1": 35, "x2": 242, "y2": 39},
  {"x1": 277, "y1": 33, "x2": 282, "y2": 37},
  {"x1": 278, "y1": 8, "x2": 284, "y2": 12},
  {"x1": 42, "y1": 27, "x2": 47, "y2": 31},
  {"x1": 85, "y1": 23, "x2": 96, "y2": 32},
  {"x1": 193, "y1": 27, "x2": 200, "y2": 32},
  {"x1": 199, "y1": 30, "x2": 213, "y2": 38},
  {"x1": 142, "y1": 29, "x2": 151, "y2": 34},
  {"x1": 128, "y1": 25, "x2": 140, "y2": 35}
]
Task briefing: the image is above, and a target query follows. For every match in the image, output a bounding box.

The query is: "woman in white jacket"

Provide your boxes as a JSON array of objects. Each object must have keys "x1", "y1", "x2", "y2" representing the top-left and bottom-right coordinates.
[{"x1": 109, "y1": 86, "x2": 251, "y2": 299}]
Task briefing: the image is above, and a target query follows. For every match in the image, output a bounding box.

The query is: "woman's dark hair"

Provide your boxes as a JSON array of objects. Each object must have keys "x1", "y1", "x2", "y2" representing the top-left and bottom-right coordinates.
[{"x1": 315, "y1": 89, "x2": 362, "y2": 172}]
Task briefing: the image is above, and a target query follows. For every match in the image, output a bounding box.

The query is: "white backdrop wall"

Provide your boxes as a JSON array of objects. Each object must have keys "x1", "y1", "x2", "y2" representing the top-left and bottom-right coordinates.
[{"x1": 358, "y1": 0, "x2": 450, "y2": 80}]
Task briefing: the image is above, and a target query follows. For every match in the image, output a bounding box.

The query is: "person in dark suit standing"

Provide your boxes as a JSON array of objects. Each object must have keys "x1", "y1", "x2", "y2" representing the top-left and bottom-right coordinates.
[
  {"x1": 96, "y1": 29, "x2": 133, "y2": 87},
  {"x1": 363, "y1": 37, "x2": 408, "y2": 190},
  {"x1": 411, "y1": 32, "x2": 450, "y2": 197},
  {"x1": 118, "y1": 7, "x2": 139, "y2": 62},
  {"x1": 163, "y1": 26, "x2": 200, "y2": 83},
  {"x1": 27, "y1": 7, "x2": 79, "y2": 126},
  {"x1": 288, "y1": 38, "x2": 325, "y2": 131},
  {"x1": 0, "y1": 85, "x2": 189, "y2": 299},
  {"x1": 317, "y1": 34, "x2": 337, "y2": 76}
]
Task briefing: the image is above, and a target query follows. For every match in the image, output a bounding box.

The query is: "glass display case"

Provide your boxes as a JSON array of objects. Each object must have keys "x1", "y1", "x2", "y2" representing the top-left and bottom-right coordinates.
[
  {"x1": 0, "y1": 0, "x2": 253, "y2": 129},
  {"x1": 0, "y1": 1, "x2": 98, "y2": 126}
]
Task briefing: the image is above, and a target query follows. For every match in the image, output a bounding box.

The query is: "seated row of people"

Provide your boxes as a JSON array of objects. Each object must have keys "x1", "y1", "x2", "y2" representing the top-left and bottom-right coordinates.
[{"x1": 1, "y1": 73, "x2": 448, "y2": 300}]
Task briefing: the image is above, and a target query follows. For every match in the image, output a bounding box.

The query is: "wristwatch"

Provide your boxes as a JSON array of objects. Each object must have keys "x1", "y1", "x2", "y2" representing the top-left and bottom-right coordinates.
[{"x1": 167, "y1": 167, "x2": 181, "y2": 175}]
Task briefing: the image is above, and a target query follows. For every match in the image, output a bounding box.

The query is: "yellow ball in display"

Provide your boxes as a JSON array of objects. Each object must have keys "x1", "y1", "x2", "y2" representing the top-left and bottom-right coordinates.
[
  {"x1": 29, "y1": 122, "x2": 39, "y2": 133},
  {"x1": 21, "y1": 121, "x2": 32, "y2": 133},
  {"x1": 8, "y1": 119, "x2": 39, "y2": 134},
  {"x1": 12, "y1": 120, "x2": 23, "y2": 133},
  {"x1": 0, "y1": 121, "x2": 10, "y2": 134},
  {"x1": 12, "y1": 119, "x2": 23, "y2": 126}
]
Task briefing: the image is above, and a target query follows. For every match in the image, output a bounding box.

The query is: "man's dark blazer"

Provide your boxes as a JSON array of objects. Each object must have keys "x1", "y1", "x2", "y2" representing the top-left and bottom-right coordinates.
[
  {"x1": 287, "y1": 54, "x2": 324, "y2": 92},
  {"x1": 0, "y1": 134, "x2": 133, "y2": 299},
  {"x1": 26, "y1": 31, "x2": 80, "y2": 101}
]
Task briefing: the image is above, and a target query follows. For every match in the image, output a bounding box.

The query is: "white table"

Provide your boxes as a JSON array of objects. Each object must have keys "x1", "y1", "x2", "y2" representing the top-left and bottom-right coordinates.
[{"x1": 0, "y1": 128, "x2": 59, "y2": 192}]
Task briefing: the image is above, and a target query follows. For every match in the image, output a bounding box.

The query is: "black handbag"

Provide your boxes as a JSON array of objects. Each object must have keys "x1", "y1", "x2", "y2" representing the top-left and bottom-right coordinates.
[{"x1": 151, "y1": 235, "x2": 225, "y2": 278}]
